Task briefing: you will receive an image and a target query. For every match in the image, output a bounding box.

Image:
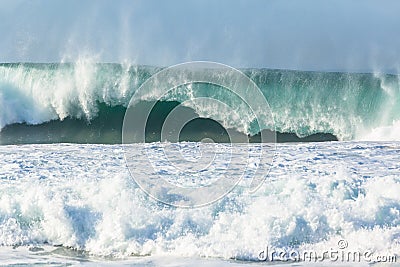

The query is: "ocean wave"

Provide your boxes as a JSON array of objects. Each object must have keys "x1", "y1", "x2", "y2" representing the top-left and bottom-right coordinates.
[{"x1": 1, "y1": 62, "x2": 399, "y2": 142}]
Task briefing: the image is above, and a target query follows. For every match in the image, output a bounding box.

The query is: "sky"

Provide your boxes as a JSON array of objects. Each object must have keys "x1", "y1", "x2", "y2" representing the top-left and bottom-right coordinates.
[{"x1": 1, "y1": 0, "x2": 400, "y2": 72}]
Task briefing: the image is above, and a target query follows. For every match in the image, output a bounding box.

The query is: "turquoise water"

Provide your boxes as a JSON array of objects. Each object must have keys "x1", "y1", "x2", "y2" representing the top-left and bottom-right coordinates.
[{"x1": 1, "y1": 63, "x2": 399, "y2": 144}]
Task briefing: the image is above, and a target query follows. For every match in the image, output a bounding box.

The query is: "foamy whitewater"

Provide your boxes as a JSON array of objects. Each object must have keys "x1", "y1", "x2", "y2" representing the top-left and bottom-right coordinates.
[
  {"x1": 0, "y1": 142, "x2": 399, "y2": 266},
  {"x1": 1, "y1": 62, "x2": 400, "y2": 266}
]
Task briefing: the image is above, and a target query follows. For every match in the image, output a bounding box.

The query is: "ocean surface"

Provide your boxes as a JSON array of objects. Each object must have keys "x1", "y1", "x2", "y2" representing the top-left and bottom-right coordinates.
[
  {"x1": 0, "y1": 63, "x2": 400, "y2": 266},
  {"x1": 0, "y1": 142, "x2": 399, "y2": 266}
]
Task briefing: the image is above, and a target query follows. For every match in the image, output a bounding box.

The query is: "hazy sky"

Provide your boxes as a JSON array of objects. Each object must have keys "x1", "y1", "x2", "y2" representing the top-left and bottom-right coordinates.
[{"x1": 1, "y1": 0, "x2": 399, "y2": 72}]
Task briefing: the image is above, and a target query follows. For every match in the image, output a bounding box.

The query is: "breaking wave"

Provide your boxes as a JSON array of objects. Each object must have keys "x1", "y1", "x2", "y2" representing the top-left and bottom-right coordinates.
[{"x1": 0, "y1": 62, "x2": 399, "y2": 143}]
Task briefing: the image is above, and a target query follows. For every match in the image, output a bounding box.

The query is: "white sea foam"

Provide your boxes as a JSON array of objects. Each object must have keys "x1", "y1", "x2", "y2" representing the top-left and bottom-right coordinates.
[
  {"x1": 358, "y1": 120, "x2": 400, "y2": 141},
  {"x1": 0, "y1": 142, "x2": 399, "y2": 265}
]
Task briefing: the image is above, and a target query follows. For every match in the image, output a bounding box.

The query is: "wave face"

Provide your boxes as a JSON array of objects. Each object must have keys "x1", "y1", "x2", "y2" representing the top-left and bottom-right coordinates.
[{"x1": 1, "y1": 62, "x2": 399, "y2": 143}]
